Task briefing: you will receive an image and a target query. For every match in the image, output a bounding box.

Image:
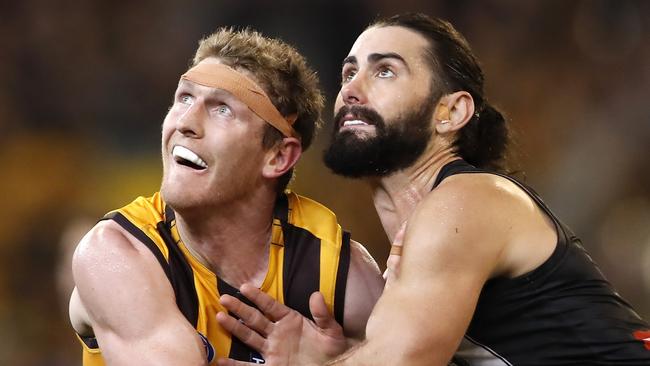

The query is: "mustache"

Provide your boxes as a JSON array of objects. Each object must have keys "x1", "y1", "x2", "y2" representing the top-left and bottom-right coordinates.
[{"x1": 333, "y1": 105, "x2": 385, "y2": 129}]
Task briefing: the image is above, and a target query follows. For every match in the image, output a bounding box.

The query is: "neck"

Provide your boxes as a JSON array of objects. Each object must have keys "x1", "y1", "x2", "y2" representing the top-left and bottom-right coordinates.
[
  {"x1": 173, "y1": 188, "x2": 277, "y2": 288},
  {"x1": 368, "y1": 143, "x2": 458, "y2": 241}
]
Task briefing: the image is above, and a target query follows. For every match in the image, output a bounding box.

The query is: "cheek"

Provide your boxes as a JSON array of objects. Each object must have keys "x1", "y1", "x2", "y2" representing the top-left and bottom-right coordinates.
[
  {"x1": 161, "y1": 113, "x2": 173, "y2": 134},
  {"x1": 333, "y1": 92, "x2": 344, "y2": 112}
]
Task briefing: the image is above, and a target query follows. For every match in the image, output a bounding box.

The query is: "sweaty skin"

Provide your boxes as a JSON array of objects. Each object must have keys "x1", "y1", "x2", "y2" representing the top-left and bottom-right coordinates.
[
  {"x1": 69, "y1": 56, "x2": 385, "y2": 366},
  {"x1": 215, "y1": 25, "x2": 557, "y2": 366}
]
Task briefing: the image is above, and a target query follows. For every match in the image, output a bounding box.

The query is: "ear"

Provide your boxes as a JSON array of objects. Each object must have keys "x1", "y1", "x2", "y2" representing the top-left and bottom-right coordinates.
[
  {"x1": 434, "y1": 91, "x2": 475, "y2": 134},
  {"x1": 262, "y1": 137, "x2": 302, "y2": 179}
]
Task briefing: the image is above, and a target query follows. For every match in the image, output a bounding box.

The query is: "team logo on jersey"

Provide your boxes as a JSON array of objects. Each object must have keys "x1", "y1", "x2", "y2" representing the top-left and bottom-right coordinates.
[
  {"x1": 250, "y1": 350, "x2": 265, "y2": 363},
  {"x1": 633, "y1": 330, "x2": 650, "y2": 350},
  {"x1": 198, "y1": 332, "x2": 216, "y2": 362}
]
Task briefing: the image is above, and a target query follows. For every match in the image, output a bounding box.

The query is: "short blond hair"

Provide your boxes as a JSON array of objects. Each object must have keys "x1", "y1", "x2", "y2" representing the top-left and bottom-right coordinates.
[{"x1": 193, "y1": 27, "x2": 324, "y2": 151}]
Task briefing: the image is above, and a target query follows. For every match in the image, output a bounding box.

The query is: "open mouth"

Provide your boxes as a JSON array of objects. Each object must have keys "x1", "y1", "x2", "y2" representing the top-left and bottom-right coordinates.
[
  {"x1": 341, "y1": 119, "x2": 370, "y2": 128},
  {"x1": 172, "y1": 145, "x2": 208, "y2": 170},
  {"x1": 339, "y1": 114, "x2": 374, "y2": 130}
]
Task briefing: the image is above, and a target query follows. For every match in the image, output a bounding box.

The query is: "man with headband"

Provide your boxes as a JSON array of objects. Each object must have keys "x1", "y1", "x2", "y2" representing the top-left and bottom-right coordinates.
[
  {"x1": 68, "y1": 28, "x2": 384, "y2": 366},
  {"x1": 215, "y1": 14, "x2": 650, "y2": 365}
]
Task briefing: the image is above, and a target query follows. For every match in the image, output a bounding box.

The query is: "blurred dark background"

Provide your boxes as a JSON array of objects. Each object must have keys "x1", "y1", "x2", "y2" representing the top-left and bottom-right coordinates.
[{"x1": 1, "y1": 0, "x2": 649, "y2": 364}]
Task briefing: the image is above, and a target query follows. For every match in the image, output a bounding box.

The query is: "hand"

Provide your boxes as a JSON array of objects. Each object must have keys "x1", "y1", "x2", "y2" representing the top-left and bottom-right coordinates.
[
  {"x1": 383, "y1": 221, "x2": 406, "y2": 285},
  {"x1": 216, "y1": 284, "x2": 347, "y2": 366}
]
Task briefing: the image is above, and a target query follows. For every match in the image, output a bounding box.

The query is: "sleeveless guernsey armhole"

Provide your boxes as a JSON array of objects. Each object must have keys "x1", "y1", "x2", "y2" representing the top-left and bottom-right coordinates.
[
  {"x1": 432, "y1": 160, "x2": 571, "y2": 287},
  {"x1": 280, "y1": 222, "x2": 320, "y2": 320},
  {"x1": 273, "y1": 192, "x2": 320, "y2": 320},
  {"x1": 76, "y1": 333, "x2": 99, "y2": 351},
  {"x1": 156, "y1": 219, "x2": 200, "y2": 327},
  {"x1": 333, "y1": 231, "x2": 351, "y2": 325},
  {"x1": 432, "y1": 159, "x2": 467, "y2": 188},
  {"x1": 103, "y1": 208, "x2": 199, "y2": 326}
]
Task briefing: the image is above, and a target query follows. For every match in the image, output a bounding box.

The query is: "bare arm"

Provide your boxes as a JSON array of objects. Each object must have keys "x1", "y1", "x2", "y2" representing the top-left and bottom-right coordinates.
[
  {"x1": 329, "y1": 178, "x2": 514, "y2": 366},
  {"x1": 341, "y1": 240, "x2": 384, "y2": 340},
  {"x1": 216, "y1": 175, "x2": 551, "y2": 366},
  {"x1": 70, "y1": 220, "x2": 207, "y2": 366}
]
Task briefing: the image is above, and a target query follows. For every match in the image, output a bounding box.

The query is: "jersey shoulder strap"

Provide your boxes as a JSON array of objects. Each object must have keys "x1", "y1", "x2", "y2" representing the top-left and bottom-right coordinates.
[
  {"x1": 278, "y1": 191, "x2": 351, "y2": 324},
  {"x1": 103, "y1": 192, "x2": 199, "y2": 326}
]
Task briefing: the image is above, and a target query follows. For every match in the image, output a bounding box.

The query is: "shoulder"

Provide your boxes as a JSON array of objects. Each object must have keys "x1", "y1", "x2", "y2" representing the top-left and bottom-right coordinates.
[
  {"x1": 284, "y1": 191, "x2": 344, "y2": 243},
  {"x1": 349, "y1": 240, "x2": 381, "y2": 276},
  {"x1": 347, "y1": 240, "x2": 382, "y2": 286},
  {"x1": 106, "y1": 192, "x2": 166, "y2": 225},
  {"x1": 432, "y1": 171, "x2": 527, "y2": 204},
  {"x1": 421, "y1": 172, "x2": 537, "y2": 231},
  {"x1": 286, "y1": 191, "x2": 336, "y2": 218},
  {"x1": 71, "y1": 218, "x2": 170, "y2": 294},
  {"x1": 407, "y1": 172, "x2": 548, "y2": 278},
  {"x1": 403, "y1": 173, "x2": 532, "y2": 279},
  {"x1": 70, "y1": 219, "x2": 173, "y2": 334},
  {"x1": 343, "y1": 240, "x2": 383, "y2": 339},
  {"x1": 72, "y1": 220, "x2": 145, "y2": 270}
]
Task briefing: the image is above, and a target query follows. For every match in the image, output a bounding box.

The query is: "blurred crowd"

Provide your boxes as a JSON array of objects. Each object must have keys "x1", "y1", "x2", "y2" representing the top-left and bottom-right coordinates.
[{"x1": 1, "y1": 0, "x2": 648, "y2": 364}]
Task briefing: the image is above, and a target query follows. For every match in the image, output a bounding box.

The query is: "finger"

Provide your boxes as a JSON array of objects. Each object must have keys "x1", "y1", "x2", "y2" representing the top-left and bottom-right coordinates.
[
  {"x1": 386, "y1": 253, "x2": 400, "y2": 271},
  {"x1": 240, "y1": 283, "x2": 292, "y2": 321},
  {"x1": 220, "y1": 294, "x2": 273, "y2": 336},
  {"x1": 385, "y1": 221, "x2": 407, "y2": 281},
  {"x1": 216, "y1": 311, "x2": 266, "y2": 352},
  {"x1": 382, "y1": 267, "x2": 392, "y2": 282},
  {"x1": 309, "y1": 291, "x2": 343, "y2": 337},
  {"x1": 392, "y1": 221, "x2": 407, "y2": 248}
]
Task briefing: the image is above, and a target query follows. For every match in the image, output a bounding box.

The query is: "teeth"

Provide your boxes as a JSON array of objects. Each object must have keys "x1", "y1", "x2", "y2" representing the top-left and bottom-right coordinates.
[
  {"x1": 343, "y1": 120, "x2": 369, "y2": 127},
  {"x1": 172, "y1": 146, "x2": 207, "y2": 168}
]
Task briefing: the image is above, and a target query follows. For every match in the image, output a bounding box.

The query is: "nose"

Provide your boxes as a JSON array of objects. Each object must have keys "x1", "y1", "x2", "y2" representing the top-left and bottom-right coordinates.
[
  {"x1": 340, "y1": 75, "x2": 367, "y2": 106},
  {"x1": 176, "y1": 102, "x2": 205, "y2": 138}
]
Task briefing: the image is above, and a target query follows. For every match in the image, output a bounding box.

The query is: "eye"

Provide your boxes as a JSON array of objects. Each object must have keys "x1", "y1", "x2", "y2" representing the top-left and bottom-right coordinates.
[
  {"x1": 179, "y1": 94, "x2": 194, "y2": 105},
  {"x1": 377, "y1": 67, "x2": 395, "y2": 78},
  {"x1": 341, "y1": 68, "x2": 357, "y2": 84},
  {"x1": 214, "y1": 104, "x2": 233, "y2": 117}
]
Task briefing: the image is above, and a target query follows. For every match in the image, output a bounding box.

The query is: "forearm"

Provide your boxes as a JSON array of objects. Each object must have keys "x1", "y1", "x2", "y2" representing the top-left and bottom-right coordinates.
[
  {"x1": 98, "y1": 325, "x2": 207, "y2": 366},
  {"x1": 325, "y1": 337, "x2": 452, "y2": 366},
  {"x1": 325, "y1": 340, "x2": 372, "y2": 366},
  {"x1": 326, "y1": 281, "x2": 469, "y2": 366}
]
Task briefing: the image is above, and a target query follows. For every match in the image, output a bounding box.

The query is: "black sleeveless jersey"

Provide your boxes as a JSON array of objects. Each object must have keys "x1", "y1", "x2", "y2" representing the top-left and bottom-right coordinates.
[{"x1": 438, "y1": 160, "x2": 650, "y2": 365}]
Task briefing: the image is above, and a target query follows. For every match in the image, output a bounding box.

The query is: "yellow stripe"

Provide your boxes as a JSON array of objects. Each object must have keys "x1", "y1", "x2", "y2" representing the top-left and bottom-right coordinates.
[
  {"x1": 285, "y1": 191, "x2": 342, "y2": 315},
  {"x1": 110, "y1": 193, "x2": 171, "y2": 260},
  {"x1": 76, "y1": 334, "x2": 105, "y2": 366}
]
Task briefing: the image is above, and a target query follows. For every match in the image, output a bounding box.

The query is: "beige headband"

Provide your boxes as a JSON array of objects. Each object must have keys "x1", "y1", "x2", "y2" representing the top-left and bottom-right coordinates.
[{"x1": 181, "y1": 62, "x2": 297, "y2": 138}]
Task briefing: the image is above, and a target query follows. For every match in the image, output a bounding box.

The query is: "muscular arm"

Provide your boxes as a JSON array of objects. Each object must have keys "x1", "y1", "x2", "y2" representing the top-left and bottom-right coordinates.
[
  {"x1": 328, "y1": 177, "x2": 515, "y2": 366},
  {"x1": 70, "y1": 220, "x2": 207, "y2": 366}
]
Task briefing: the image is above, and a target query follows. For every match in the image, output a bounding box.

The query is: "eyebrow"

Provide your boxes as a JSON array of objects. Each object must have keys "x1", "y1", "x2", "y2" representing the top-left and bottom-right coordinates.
[
  {"x1": 177, "y1": 79, "x2": 235, "y2": 99},
  {"x1": 342, "y1": 52, "x2": 410, "y2": 71}
]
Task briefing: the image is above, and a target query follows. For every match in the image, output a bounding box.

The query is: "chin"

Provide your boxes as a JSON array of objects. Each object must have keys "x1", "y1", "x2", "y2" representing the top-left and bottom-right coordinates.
[{"x1": 160, "y1": 185, "x2": 199, "y2": 211}]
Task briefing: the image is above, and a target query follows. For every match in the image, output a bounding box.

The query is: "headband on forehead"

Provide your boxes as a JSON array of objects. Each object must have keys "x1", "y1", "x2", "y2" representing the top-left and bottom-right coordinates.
[{"x1": 181, "y1": 62, "x2": 298, "y2": 138}]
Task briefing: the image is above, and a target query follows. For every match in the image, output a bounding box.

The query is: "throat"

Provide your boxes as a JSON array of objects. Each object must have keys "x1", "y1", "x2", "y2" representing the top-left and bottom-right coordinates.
[
  {"x1": 171, "y1": 198, "x2": 277, "y2": 289},
  {"x1": 177, "y1": 227, "x2": 273, "y2": 289},
  {"x1": 369, "y1": 148, "x2": 460, "y2": 241}
]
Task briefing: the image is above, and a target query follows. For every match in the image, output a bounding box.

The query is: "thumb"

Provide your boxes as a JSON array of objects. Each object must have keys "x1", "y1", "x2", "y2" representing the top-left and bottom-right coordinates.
[{"x1": 309, "y1": 291, "x2": 341, "y2": 336}]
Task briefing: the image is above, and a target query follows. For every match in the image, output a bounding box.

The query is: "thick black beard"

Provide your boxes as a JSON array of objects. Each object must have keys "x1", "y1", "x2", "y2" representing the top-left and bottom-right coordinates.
[{"x1": 323, "y1": 103, "x2": 434, "y2": 178}]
